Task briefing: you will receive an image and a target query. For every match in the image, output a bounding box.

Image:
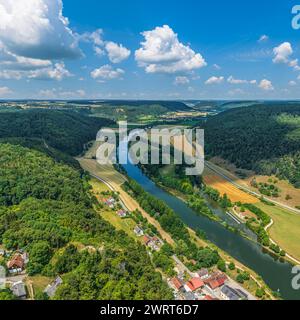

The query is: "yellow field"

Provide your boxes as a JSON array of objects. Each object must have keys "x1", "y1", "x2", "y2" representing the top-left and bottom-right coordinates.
[{"x1": 203, "y1": 168, "x2": 258, "y2": 204}]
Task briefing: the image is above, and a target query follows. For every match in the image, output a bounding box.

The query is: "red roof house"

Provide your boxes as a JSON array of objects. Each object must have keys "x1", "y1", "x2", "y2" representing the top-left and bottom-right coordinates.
[
  {"x1": 7, "y1": 254, "x2": 25, "y2": 270},
  {"x1": 171, "y1": 277, "x2": 183, "y2": 291},
  {"x1": 185, "y1": 278, "x2": 204, "y2": 292}
]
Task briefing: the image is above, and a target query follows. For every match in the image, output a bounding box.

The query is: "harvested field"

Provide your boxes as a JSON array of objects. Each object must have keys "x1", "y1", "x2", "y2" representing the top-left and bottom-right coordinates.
[{"x1": 203, "y1": 168, "x2": 258, "y2": 204}]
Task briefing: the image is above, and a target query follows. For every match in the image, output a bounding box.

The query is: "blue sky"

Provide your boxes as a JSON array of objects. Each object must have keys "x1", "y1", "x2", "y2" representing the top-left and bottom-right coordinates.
[{"x1": 0, "y1": 0, "x2": 300, "y2": 99}]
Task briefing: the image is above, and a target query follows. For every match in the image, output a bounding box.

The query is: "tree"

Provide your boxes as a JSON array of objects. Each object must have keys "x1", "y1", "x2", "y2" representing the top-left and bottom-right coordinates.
[
  {"x1": 255, "y1": 288, "x2": 265, "y2": 298},
  {"x1": 217, "y1": 259, "x2": 226, "y2": 272},
  {"x1": 228, "y1": 262, "x2": 235, "y2": 271}
]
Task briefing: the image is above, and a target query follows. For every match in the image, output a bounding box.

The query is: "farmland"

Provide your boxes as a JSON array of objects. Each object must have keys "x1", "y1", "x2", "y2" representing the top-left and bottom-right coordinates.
[
  {"x1": 256, "y1": 203, "x2": 300, "y2": 262},
  {"x1": 202, "y1": 167, "x2": 258, "y2": 204}
]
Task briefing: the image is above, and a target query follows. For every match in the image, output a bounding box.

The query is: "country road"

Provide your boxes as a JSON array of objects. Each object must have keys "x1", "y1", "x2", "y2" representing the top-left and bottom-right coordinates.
[{"x1": 205, "y1": 161, "x2": 300, "y2": 215}]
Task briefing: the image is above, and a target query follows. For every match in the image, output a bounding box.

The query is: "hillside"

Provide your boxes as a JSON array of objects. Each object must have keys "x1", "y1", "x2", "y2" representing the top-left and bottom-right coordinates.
[
  {"x1": 0, "y1": 143, "x2": 172, "y2": 300},
  {"x1": 204, "y1": 104, "x2": 300, "y2": 187},
  {"x1": 0, "y1": 110, "x2": 114, "y2": 156}
]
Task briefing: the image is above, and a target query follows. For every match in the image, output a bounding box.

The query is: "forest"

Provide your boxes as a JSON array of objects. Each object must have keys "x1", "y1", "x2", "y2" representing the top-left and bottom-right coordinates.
[
  {"x1": 204, "y1": 104, "x2": 300, "y2": 187},
  {"x1": 0, "y1": 109, "x2": 114, "y2": 156}
]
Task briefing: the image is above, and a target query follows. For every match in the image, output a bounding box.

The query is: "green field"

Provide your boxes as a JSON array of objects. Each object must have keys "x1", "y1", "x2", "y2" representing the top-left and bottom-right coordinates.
[{"x1": 256, "y1": 203, "x2": 300, "y2": 262}]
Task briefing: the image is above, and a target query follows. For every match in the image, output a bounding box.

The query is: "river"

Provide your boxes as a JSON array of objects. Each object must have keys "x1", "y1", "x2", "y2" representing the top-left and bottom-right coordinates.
[{"x1": 122, "y1": 159, "x2": 300, "y2": 300}]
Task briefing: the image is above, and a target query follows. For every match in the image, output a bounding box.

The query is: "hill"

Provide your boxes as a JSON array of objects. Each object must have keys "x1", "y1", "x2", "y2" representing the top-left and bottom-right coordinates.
[
  {"x1": 204, "y1": 104, "x2": 300, "y2": 187},
  {"x1": 0, "y1": 143, "x2": 172, "y2": 300},
  {"x1": 0, "y1": 110, "x2": 114, "y2": 156}
]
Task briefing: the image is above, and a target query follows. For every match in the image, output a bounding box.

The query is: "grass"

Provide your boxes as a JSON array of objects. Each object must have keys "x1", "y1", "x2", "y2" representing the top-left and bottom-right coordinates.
[
  {"x1": 100, "y1": 211, "x2": 138, "y2": 240},
  {"x1": 256, "y1": 202, "x2": 300, "y2": 262},
  {"x1": 28, "y1": 275, "x2": 52, "y2": 295},
  {"x1": 90, "y1": 177, "x2": 110, "y2": 193}
]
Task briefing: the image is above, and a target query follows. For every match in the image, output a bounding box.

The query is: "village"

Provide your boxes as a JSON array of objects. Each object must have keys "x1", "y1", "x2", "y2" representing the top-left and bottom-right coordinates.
[{"x1": 101, "y1": 192, "x2": 254, "y2": 301}]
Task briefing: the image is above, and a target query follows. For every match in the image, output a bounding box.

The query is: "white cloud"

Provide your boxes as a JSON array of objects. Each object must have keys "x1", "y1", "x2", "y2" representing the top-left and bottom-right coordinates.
[
  {"x1": 105, "y1": 42, "x2": 131, "y2": 63},
  {"x1": 273, "y1": 42, "x2": 293, "y2": 64},
  {"x1": 213, "y1": 64, "x2": 221, "y2": 70},
  {"x1": 135, "y1": 25, "x2": 206, "y2": 74},
  {"x1": 273, "y1": 42, "x2": 300, "y2": 71},
  {"x1": 259, "y1": 79, "x2": 274, "y2": 91},
  {"x1": 228, "y1": 88, "x2": 244, "y2": 96},
  {"x1": 258, "y1": 35, "x2": 269, "y2": 43},
  {"x1": 91, "y1": 64, "x2": 124, "y2": 80},
  {"x1": 28, "y1": 62, "x2": 72, "y2": 81},
  {"x1": 174, "y1": 76, "x2": 190, "y2": 85},
  {"x1": 289, "y1": 80, "x2": 297, "y2": 86},
  {"x1": 39, "y1": 88, "x2": 86, "y2": 99},
  {"x1": 0, "y1": 86, "x2": 12, "y2": 96},
  {"x1": 0, "y1": 0, "x2": 82, "y2": 60},
  {"x1": 227, "y1": 76, "x2": 257, "y2": 85},
  {"x1": 205, "y1": 76, "x2": 224, "y2": 85}
]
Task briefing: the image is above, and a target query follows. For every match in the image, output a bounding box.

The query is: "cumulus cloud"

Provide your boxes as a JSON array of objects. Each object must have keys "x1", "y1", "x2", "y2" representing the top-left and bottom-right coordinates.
[
  {"x1": 91, "y1": 64, "x2": 124, "y2": 80},
  {"x1": 227, "y1": 76, "x2": 256, "y2": 85},
  {"x1": 135, "y1": 25, "x2": 206, "y2": 74},
  {"x1": 259, "y1": 79, "x2": 274, "y2": 91},
  {"x1": 105, "y1": 42, "x2": 131, "y2": 64},
  {"x1": 28, "y1": 62, "x2": 72, "y2": 80},
  {"x1": 273, "y1": 42, "x2": 293, "y2": 64},
  {"x1": 174, "y1": 76, "x2": 190, "y2": 85},
  {"x1": 0, "y1": 86, "x2": 12, "y2": 96},
  {"x1": 272, "y1": 42, "x2": 300, "y2": 71},
  {"x1": 0, "y1": 0, "x2": 82, "y2": 60},
  {"x1": 205, "y1": 76, "x2": 224, "y2": 85}
]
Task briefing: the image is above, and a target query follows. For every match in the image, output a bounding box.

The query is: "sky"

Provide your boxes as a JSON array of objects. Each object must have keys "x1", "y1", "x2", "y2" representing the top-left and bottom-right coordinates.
[{"x1": 0, "y1": 0, "x2": 300, "y2": 100}]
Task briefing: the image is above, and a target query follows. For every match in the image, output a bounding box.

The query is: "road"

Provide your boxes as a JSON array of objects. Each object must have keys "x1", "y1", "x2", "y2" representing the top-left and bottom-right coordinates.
[{"x1": 205, "y1": 161, "x2": 300, "y2": 215}]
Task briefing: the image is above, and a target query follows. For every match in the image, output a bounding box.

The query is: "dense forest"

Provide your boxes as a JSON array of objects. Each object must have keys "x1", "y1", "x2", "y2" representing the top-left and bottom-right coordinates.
[
  {"x1": 0, "y1": 110, "x2": 114, "y2": 156},
  {"x1": 0, "y1": 143, "x2": 172, "y2": 300},
  {"x1": 204, "y1": 104, "x2": 300, "y2": 187}
]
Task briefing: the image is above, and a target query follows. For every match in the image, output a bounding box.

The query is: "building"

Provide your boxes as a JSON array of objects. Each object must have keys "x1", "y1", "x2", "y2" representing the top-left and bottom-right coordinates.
[
  {"x1": 11, "y1": 281, "x2": 27, "y2": 299},
  {"x1": 143, "y1": 235, "x2": 151, "y2": 246},
  {"x1": 7, "y1": 254, "x2": 25, "y2": 274},
  {"x1": 197, "y1": 268, "x2": 209, "y2": 280},
  {"x1": 205, "y1": 272, "x2": 228, "y2": 290},
  {"x1": 170, "y1": 277, "x2": 184, "y2": 291},
  {"x1": 117, "y1": 210, "x2": 127, "y2": 218},
  {"x1": 134, "y1": 226, "x2": 144, "y2": 237},
  {"x1": 44, "y1": 276, "x2": 63, "y2": 298},
  {"x1": 184, "y1": 278, "x2": 205, "y2": 292},
  {"x1": 0, "y1": 249, "x2": 5, "y2": 256},
  {"x1": 220, "y1": 285, "x2": 248, "y2": 301}
]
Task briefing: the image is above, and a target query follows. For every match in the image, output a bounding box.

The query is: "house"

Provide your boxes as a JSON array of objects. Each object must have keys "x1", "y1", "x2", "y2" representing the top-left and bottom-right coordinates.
[
  {"x1": 117, "y1": 210, "x2": 127, "y2": 218},
  {"x1": 11, "y1": 281, "x2": 27, "y2": 299},
  {"x1": 0, "y1": 249, "x2": 5, "y2": 256},
  {"x1": 184, "y1": 278, "x2": 204, "y2": 292},
  {"x1": 171, "y1": 277, "x2": 184, "y2": 291},
  {"x1": 143, "y1": 235, "x2": 151, "y2": 246},
  {"x1": 44, "y1": 276, "x2": 63, "y2": 298},
  {"x1": 220, "y1": 285, "x2": 248, "y2": 301},
  {"x1": 103, "y1": 197, "x2": 116, "y2": 208},
  {"x1": 7, "y1": 254, "x2": 25, "y2": 274},
  {"x1": 197, "y1": 268, "x2": 209, "y2": 280},
  {"x1": 134, "y1": 226, "x2": 144, "y2": 237},
  {"x1": 205, "y1": 272, "x2": 228, "y2": 290}
]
